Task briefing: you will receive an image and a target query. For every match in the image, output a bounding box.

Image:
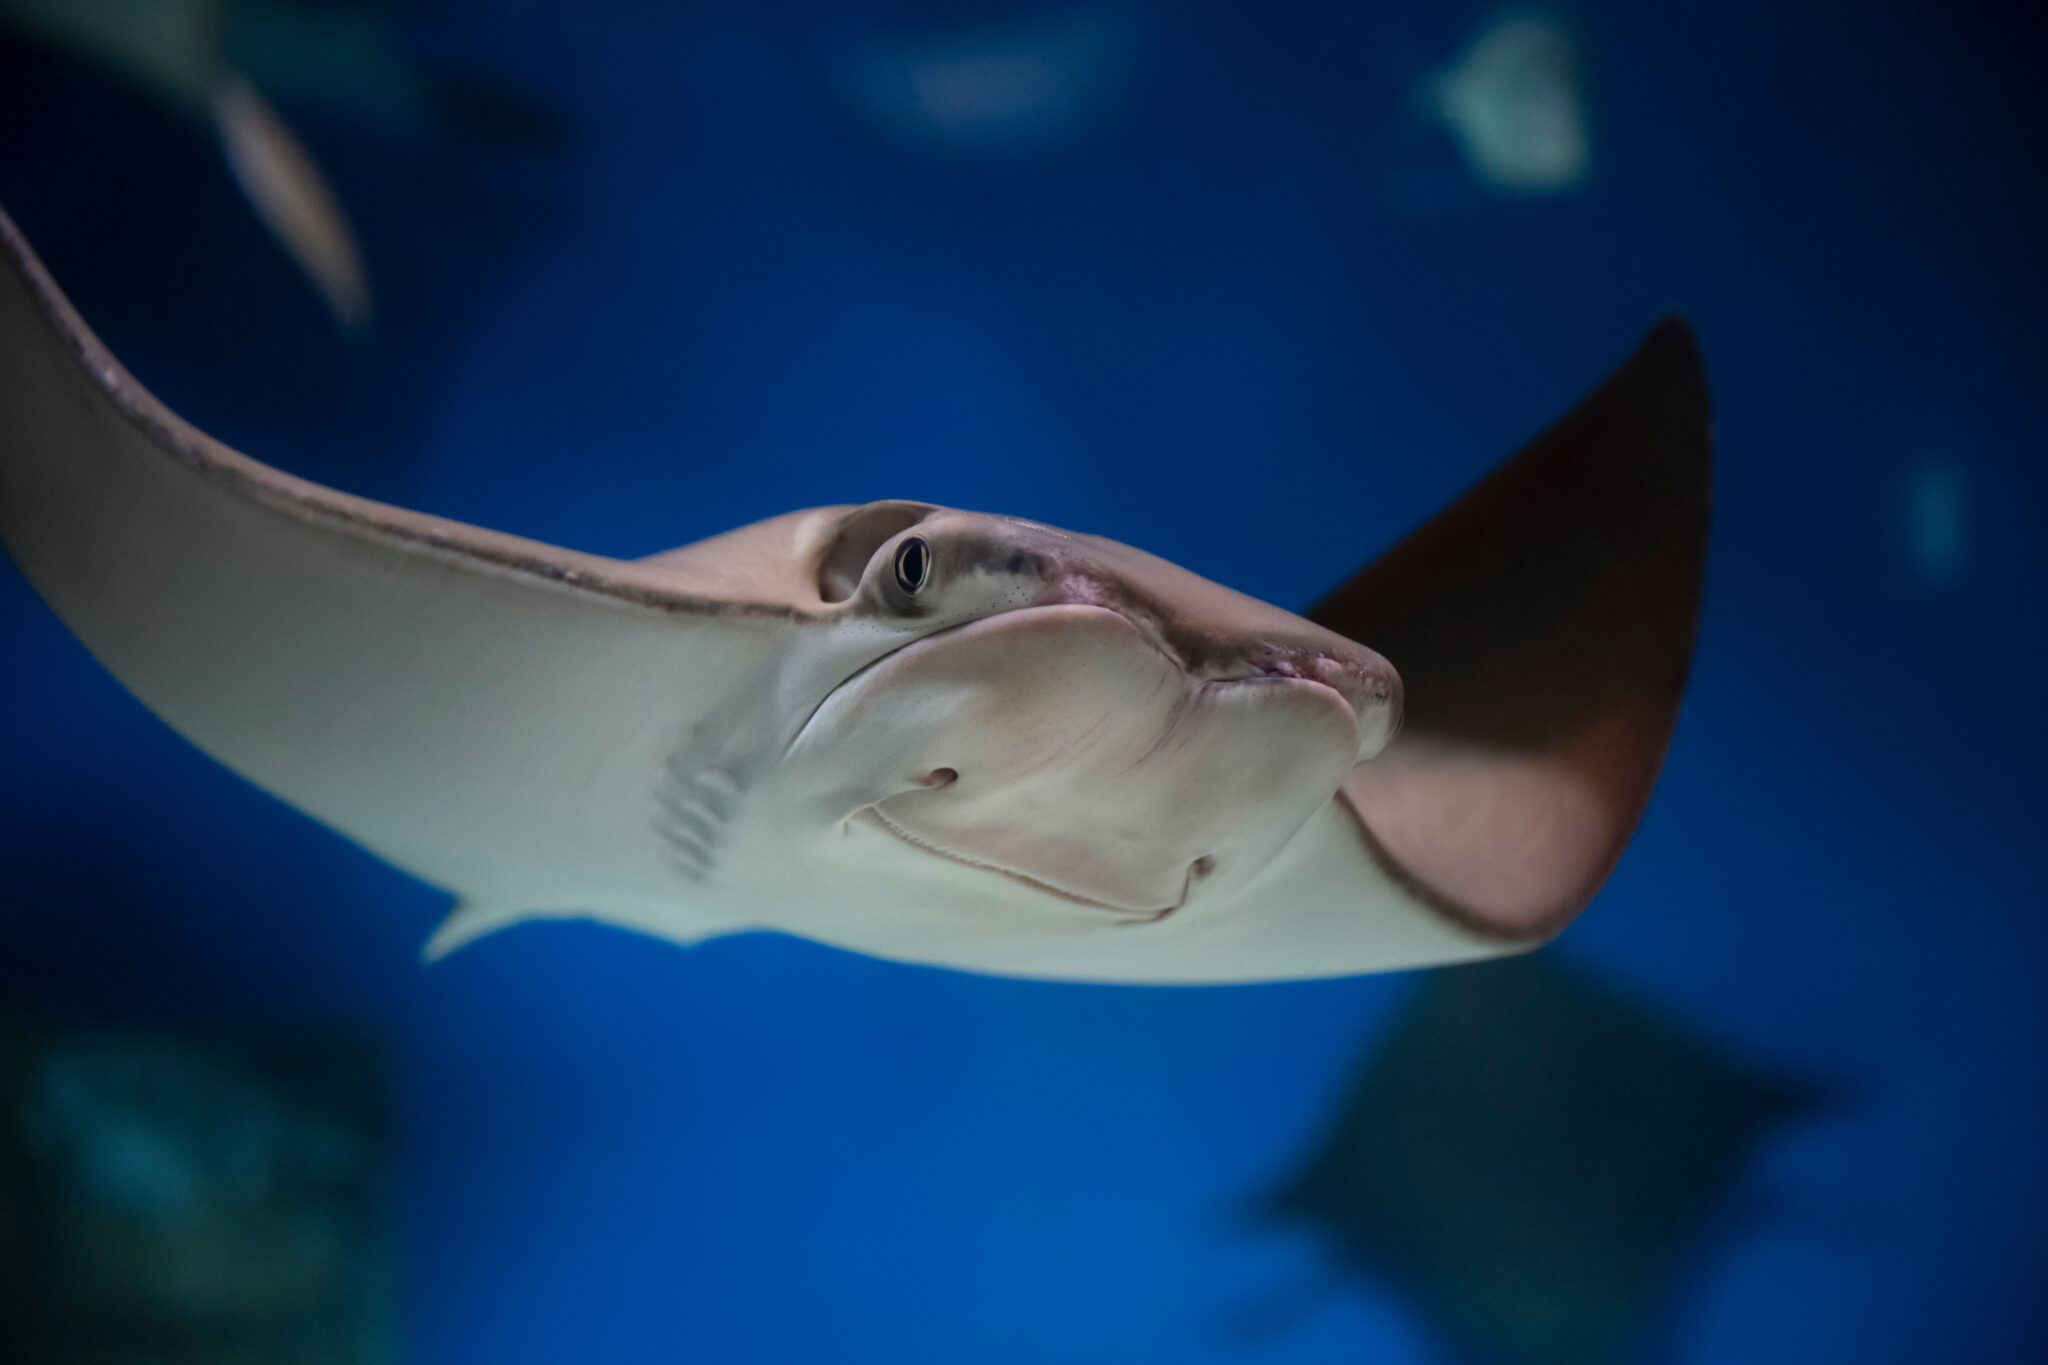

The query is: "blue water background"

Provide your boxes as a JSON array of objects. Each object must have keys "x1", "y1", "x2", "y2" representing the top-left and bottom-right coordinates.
[{"x1": 1, "y1": 0, "x2": 2042, "y2": 1360}]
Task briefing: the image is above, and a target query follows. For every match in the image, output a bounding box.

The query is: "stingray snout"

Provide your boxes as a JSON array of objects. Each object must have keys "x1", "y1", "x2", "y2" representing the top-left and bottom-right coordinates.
[
  {"x1": 1238, "y1": 640, "x2": 1402, "y2": 763},
  {"x1": 1051, "y1": 531, "x2": 1401, "y2": 765}
]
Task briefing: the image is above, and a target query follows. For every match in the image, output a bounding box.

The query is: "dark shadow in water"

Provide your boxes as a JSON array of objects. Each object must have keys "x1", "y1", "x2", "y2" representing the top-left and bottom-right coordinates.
[
  {"x1": 1242, "y1": 953, "x2": 1824, "y2": 1365},
  {"x1": 0, "y1": 1017, "x2": 396, "y2": 1363}
]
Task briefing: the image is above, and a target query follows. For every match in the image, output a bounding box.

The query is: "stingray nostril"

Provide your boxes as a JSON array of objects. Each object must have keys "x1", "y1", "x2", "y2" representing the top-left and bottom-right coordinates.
[
  {"x1": 1191, "y1": 855, "x2": 1216, "y2": 881},
  {"x1": 918, "y1": 768, "x2": 958, "y2": 789}
]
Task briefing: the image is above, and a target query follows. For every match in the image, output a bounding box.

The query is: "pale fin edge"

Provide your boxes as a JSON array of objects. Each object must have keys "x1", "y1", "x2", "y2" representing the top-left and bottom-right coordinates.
[
  {"x1": 421, "y1": 898, "x2": 741, "y2": 963},
  {"x1": 421, "y1": 900, "x2": 545, "y2": 962}
]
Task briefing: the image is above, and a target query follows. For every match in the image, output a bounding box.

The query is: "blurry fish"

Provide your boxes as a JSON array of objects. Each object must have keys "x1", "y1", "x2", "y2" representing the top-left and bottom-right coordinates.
[
  {"x1": 2, "y1": 1019, "x2": 392, "y2": 1354},
  {"x1": 5, "y1": 0, "x2": 562, "y2": 328},
  {"x1": 840, "y1": 9, "x2": 1139, "y2": 154},
  {"x1": 0, "y1": 0, "x2": 220, "y2": 108},
  {"x1": 1428, "y1": 10, "x2": 1591, "y2": 194},
  {"x1": 1248, "y1": 954, "x2": 1818, "y2": 1364},
  {"x1": 0, "y1": 0, "x2": 372, "y2": 327},
  {"x1": 1902, "y1": 457, "x2": 1969, "y2": 588},
  {"x1": 220, "y1": 0, "x2": 569, "y2": 150},
  {"x1": 211, "y1": 72, "x2": 371, "y2": 328}
]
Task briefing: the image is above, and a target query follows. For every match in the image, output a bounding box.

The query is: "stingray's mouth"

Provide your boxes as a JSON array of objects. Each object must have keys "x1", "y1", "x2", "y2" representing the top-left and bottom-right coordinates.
[{"x1": 854, "y1": 805, "x2": 1198, "y2": 923}]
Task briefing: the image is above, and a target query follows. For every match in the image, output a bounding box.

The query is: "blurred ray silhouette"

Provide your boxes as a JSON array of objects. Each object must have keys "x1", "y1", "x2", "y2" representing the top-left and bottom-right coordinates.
[
  {"x1": 1429, "y1": 10, "x2": 1590, "y2": 194},
  {"x1": 1250, "y1": 954, "x2": 1819, "y2": 1364}
]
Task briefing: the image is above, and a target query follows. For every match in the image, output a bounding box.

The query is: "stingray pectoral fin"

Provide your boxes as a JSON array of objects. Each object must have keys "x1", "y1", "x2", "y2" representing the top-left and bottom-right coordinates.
[
  {"x1": 1309, "y1": 318, "x2": 1710, "y2": 942},
  {"x1": 0, "y1": 205, "x2": 800, "y2": 918}
]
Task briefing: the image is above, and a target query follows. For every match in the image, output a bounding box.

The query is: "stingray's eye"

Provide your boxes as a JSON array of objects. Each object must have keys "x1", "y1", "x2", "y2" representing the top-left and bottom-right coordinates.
[{"x1": 893, "y1": 536, "x2": 932, "y2": 595}]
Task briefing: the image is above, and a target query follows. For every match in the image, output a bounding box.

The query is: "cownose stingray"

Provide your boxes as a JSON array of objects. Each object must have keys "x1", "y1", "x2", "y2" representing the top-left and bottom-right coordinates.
[{"x1": 0, "y1": 206, "x2": 1708, "y2": 983}]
